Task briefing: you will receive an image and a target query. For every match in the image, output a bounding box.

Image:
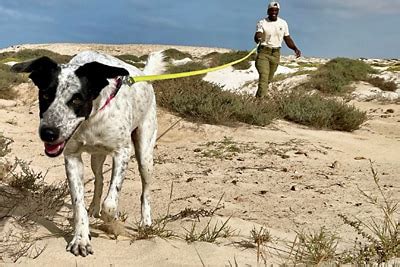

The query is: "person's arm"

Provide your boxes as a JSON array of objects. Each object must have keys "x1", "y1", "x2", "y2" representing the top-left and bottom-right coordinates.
[
  {"x1": 254, "y1": 32, "x2": 263, "y2": 44},
  {"x1": 283, "y1": 35, "x2": 301, "y2": 57}
]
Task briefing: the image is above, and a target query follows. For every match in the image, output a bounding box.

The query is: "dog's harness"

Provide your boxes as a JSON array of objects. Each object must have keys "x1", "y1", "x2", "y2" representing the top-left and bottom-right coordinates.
[{"x1": 99, "y1": 77, "x2": 123, "y2": 111}]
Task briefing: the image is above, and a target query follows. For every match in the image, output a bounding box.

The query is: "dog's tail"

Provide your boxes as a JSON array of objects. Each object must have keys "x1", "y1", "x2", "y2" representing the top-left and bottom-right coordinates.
[{"x1": 143, "y1": 51, "x2": 166, "y2": 75}]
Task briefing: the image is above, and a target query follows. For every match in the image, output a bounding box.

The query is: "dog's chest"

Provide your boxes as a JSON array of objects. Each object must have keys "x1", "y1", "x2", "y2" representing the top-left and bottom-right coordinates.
[{"x1": 71, "y1": 120, "x2": 131, "y2": 154}]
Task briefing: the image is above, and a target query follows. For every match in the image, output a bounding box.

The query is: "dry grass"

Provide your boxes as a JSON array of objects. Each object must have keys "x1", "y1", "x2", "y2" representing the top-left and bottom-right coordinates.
[
  {"x1": 0, "y1": 137, "x2": 69, "y2": 262},
  {"x1": 0, "y1": 230, "x2": 47, "y2": 263},
  {"x1": 131, "y1": 218, "x2": 176, "y2": 241},
  {"x1": 251, "y1": 226, "x2": 273, "y2": 264},
  {"x1": 339, "y1": 161, "x2": 400, "y2": 264},
  {"x1": 287, "y1": 227, "x2": 339, "y2": 265},
  {"x1": 184, "y1": 216, "x2": 235, "y2": 243}
]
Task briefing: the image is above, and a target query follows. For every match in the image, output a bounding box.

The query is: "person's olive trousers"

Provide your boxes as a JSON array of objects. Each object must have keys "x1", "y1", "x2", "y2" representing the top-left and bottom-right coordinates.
[{"x1": 255, "y1": 46, "x2": 280, "y2": 97}]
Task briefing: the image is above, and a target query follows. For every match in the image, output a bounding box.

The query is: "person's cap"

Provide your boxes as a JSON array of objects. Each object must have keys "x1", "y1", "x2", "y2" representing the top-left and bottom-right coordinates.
[{"x1": 268, "y1": 1, "x2": 280, "y2": 9}]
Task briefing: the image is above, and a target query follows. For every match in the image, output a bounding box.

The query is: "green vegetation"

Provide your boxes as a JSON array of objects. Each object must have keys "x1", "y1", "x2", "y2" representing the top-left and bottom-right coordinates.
[
  {"x1": 305, "y1": 57, "x2": 376, "y2": 94},
  {"x1": 139, "y1": 54, "x2": 149, "y2": 61},
  {"x1": 296, "y1": 61, "x2": 322, "y2": 68},
  {"x1": 273, "y1": 69, "x2": 314, "y2": 82},
  {"x1": 163, "y1": 48, "x2": 192, "y2": 60},
  {"x1": 0, "y1": 133, "x2": 13, "y2": 180},
  {"x1": 0, "y1": 49, "x2": 71, "y2": 64},
  {"x1": 276, "y1": 91, "x2": 367, "y2": 131},
  {"x1": 154, "y1": 77, "x2": 366, "y2": 131},
  {"x1": 0, "y1": 64, "x2": 27, "y2": 99},
  {"x1": 131, "y1": 62, "x2": 145, "y2": 69},
  {"x1": 204, "y1": 50, "x2": 256, "y2": 70},
  {"x1": 154, "y1": 77, "x2": 278, "y2": 127},
  {"x1": 198, "y1": 136, "x2": 242, "y2": 159},
  {"x1": 166, "y1": 61, "x2": 207, "y2": 77},
  {"x1": 387, "y1": 65, "x2": 400, "y2": 72},
  {"x1": 288, "y1": 228, "x2": 339, "y2": 265},
  {"x1": 366, "y1": 76, "x2": 397, "y2": 92}
]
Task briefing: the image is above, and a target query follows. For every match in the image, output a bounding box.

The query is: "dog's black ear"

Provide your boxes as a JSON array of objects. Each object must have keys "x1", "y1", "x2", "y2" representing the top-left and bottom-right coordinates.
[
  {"x1": 75, "y1": 62, "x2": 129, "y2": 79},
  {"x1": 11, "y1": 57, "x2": 59, "y2": 90},
  {"x1": 75, "y1": 62, "x2": 129, "y2": 99},
  {"x1": 11, "y1": 56, "x2": 58, "y2": 73}
]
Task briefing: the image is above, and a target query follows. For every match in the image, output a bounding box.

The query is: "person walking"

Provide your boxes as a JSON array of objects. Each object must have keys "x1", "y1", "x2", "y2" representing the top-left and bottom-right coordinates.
[{"x1": 254, "y1": 1, "x2": 301, "y2": 97}]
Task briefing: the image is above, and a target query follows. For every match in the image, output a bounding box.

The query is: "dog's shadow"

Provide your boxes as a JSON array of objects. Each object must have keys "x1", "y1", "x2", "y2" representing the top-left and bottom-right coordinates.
[
  {"x1": 0, "y1": 182, "x2": 74, "y2": 243},
  {"x1": 0, "y1": 180, "x2": 125, "y2": 249}
]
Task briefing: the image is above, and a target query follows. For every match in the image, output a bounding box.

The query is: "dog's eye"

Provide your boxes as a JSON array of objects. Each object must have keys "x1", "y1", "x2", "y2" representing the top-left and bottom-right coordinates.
[
  {"x1": 42, "y1": 93, "x2": 51, "y2": 100},
  {"x1": 71, "y1": 98, "x2": 83, "y2": 106},
  {"x1": 68, "y1": 94, "x2": 84, "y2": 106}
]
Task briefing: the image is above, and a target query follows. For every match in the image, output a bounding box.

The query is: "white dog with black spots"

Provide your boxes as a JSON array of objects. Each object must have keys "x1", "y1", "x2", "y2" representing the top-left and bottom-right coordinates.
[{"x1": 12, "y1": 50, "x2": 165, "y2": 256}]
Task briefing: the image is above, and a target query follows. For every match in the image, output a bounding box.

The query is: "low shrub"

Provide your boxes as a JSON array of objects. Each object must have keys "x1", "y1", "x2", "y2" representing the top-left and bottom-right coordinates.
[
  {"x1": 387, "y1": 65, "x2": 400, "y2": 72},
  {"x1": 0, "y1": 133, "x2": 13, "y2": 180},
  {"x1": 204, "y1": 50, "x2": 256, "y2": 70},
  {"x1": 0, "y1": 64, "x2": 27, "y2": 99},
  {"x1": 276, "y1": 91, "x2": 367, "y2": 131},
  {"x1": 154, "y1": 76, "x2": 366, "y2": 131},
  {"x1": 154, "y1": 77, "x2": 278, "y2": 126},
  {"x1": 0, "y1": 49, "x2": 71, "y2": 64},
  {"x1": 366, "y1": 76, "x2": 397, "y2": 92},
  {"x1": 139, "y1": 54, "x2": 149, "y2": 61},
  {"x1": 131, "y1": 62, "x2": 145, "y2": 69},
  {"x1": 306, "y1": 57, "x2": 376, "y2": 94},
  {"x1": 166, "y1": 61, "x2": 208, "y2": 77},
  {"x1": 163, "y1": 48, "x2": 192, "y2": 61},
  {"x1": 296, "y1": 62, "x2": 322, "y2": 68}
]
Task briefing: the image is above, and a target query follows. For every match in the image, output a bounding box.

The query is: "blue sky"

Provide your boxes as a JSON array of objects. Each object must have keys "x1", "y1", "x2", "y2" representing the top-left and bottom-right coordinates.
[{"x1": 1, "y1": 0, "x2": 399, "y2": 59}]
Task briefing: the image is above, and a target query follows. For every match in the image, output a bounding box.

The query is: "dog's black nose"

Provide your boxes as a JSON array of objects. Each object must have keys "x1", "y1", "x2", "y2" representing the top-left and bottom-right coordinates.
[{"x1": 40, "y1": 127, "x2": 60, "y2": 142}]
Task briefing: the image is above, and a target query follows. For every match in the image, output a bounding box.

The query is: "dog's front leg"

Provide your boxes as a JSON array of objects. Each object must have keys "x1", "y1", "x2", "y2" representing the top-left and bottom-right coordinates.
[
  {"x1": 101, "y1": 146, "x2": 131, "y2": 222},
  {"x1": 65, "y1": 154, "x2": 93, "y2": 257}
]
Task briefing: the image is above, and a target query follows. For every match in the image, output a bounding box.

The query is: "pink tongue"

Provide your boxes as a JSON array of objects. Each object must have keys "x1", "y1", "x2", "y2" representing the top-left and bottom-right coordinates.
[{"x1": 44, "y1": 142, "x2": 65, "y2": 156}]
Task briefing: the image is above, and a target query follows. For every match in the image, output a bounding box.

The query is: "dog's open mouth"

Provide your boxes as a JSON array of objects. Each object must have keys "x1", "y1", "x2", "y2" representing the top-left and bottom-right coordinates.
[{"x1": 44, "y1": 141, "x2": 66, "y2": 157}]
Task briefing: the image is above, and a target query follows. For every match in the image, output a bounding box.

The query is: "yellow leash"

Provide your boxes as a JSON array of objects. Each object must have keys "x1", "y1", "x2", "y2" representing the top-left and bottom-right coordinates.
[{"x1": 127, "y1": 46, "x2": 258, "y2": 84}]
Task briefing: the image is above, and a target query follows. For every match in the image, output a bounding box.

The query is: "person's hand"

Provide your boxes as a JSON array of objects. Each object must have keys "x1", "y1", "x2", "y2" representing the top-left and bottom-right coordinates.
[{"x1": 295, "y1": 48, "x2": 301, "y2": 58}]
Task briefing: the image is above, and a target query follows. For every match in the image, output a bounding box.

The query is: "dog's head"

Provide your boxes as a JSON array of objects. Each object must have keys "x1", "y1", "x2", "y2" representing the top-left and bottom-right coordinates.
[{"x1": 12, "y1": 56, "x2": 129, "y2": 157}]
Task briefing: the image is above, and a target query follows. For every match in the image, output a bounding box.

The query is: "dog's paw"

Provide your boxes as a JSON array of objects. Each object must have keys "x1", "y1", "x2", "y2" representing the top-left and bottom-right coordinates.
[
  {"x1": 88, "y1": 202, "x2": 101, "y2": 218},
  {"x1": 66, "y1": 233, "x2": 93, "y2": 257}
]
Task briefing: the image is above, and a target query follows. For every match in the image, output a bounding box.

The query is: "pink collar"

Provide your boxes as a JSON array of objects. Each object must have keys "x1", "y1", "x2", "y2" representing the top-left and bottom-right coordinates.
[{"x1": 99, "y1": 77, "x2": 123, "y2": 111}]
